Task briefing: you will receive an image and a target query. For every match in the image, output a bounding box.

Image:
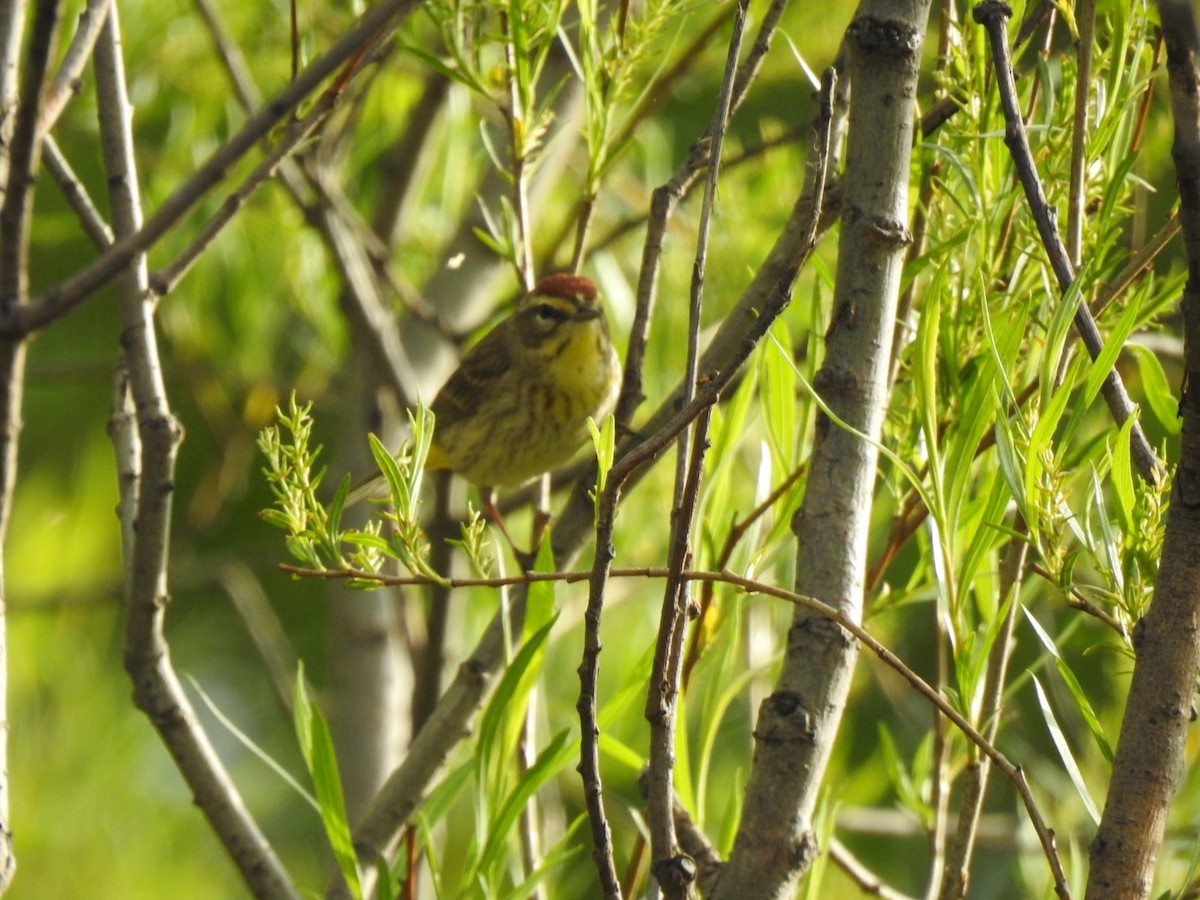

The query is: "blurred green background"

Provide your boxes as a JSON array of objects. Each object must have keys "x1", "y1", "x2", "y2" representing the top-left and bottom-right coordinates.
[{"x1": 11, "y1": 0, "x2": 1195, "y2": 897}]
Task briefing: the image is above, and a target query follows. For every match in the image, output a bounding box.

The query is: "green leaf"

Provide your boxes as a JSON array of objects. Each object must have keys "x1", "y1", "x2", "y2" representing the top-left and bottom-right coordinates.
[
  {"x1": 476, "y1": 616, "x2": 558, "y2": 794},
  {"x1": 293, "y1": 663, "x2": 362, "y2": 898},
  {"x1": 476, "y1": 729, "x2": 576, "y2": 882},
  {"x1": 1039, "y1": 272, "x2": 1087, "y2": 404},
  {"x1": 913, "y1": 269, "x2": 943, "y2": 485},
  {"x1": 588, "y1": 413, "x2": 616, "y2": 525},
  {"x1": 328, "y1": 472, "x2": 350, "y2": 537},
  {"x1": 760, "y1": 318, "x2": 797, "y2": 470},
  {"x1": 992, "y1": 395, "x2": 1032, "y2": 535},
  {"x1": 1022, "y1": 607, "x2": 1114, "y2": 765},
  {"x1": 525, "y1": 535, "x2": 559, "y2": 640},
  {"x1": 1082, "y1": 288, "x2": 1141, "y2": 406},
  {"x1": 1032, "y1": 675, "x2": 1101, "y2": 824},
  {"x1": 1110, "y1": 413, "x2": 1137, "y2": 538},
  {"x1": 1128, "y1": 343, "x2": 1181, "y2": 436},
  {"x1": 367, "y1": 432, "x2": 408, "y2": 509}
]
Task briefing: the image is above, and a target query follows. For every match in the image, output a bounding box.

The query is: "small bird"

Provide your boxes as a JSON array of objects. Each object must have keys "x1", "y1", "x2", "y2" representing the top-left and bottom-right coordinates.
[
  {"x1": 350, "y1": 274, "x2": 621, "y2": 514},
  {"x1": 425, "y1": 273, "x2": 622, "y2": 490}
]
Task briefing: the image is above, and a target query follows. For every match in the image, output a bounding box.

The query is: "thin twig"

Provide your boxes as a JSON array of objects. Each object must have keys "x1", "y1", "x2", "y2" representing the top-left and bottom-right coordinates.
[
  {"x1": 38, "y1": 0, "x2": 110, "y2": 131},
  {"x1": 645, "y1": 405, "x2": 712, "y2": 897},
  {"x1": 1090, "y1": 212, "x2": 1182, "y2": 318},
  {"x1": 501, "y1": 9, "x2": 535, "y2": 292},
  {"x1": 644, "y1": 3, "x2": 745, "y2": 895},
  {"x1": 0, "y1": 0, "x2": 60, "y2": 304},
  {"x1": 41, "y1": 134, "x2": 113, "y2": 249},
  {"x1": 578, "y1": 481, "x2": 623, "y2": 899},
  {"x1": 1028, "y1": 562, "x2": 1129, "y2": 637},
  {"x1": 0, "y1": 0, "x2": 61, "y2": 887},
  {"x1": 190, "y1": 0, "x2": 266, "y2": 107},
  {"x1": 147, "y1": 82, "x2": 343, "y2": 297},
  {"x1": 974, "y1": 0, "x2": 1164, "y2": 486},
  {"x1": 94, "y1": 5, "x2": 299, "y2": 896},
  {"x1": 177, "y1": 0, "x2": 424, "y2": 404},
  {"x1": 576, "y1": 122, "x2": 814, "y2": 264},
  {"x1": 616, "y1": 0, "x2": 793, "y2": 431},
  {"x1": 562, "y1": 6, "x2": 731, "y2": 273},
  {"x1": 940, "y1": 516, "x2": 1029, "y2": 899},
  {"x1": 831, "y1": 837, "x2": 921, "y2": 900},
  {"x1": 284, "y1": 557, "x2": 1068, "y2": 892}
]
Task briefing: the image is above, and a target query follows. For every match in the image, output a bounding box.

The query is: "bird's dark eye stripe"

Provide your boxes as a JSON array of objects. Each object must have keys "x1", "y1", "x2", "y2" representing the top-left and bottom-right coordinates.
[{"x1": 534, "y1": 302, "x2": 570, "y2": 322}]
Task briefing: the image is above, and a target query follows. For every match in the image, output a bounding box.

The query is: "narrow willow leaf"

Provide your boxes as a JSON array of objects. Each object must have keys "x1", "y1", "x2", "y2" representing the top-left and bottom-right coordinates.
[
  {"x1": 1128, "y1": 343, "x2": 1181, "y2": 436},
  {"x1": 992, "y1": 397, "x2": 1033, "y2": 537},
  {"x1": 1082, "y1": 289, "x2": 1141, "y2": 406},
  {"x1": 294, "y1": 663, "x2": 363, "y2": 897},
  {"x1": 477, "y1": 729, "x2": 575, "y2": 882},
  {"x1": 476, "y1": 618, "x2": 557, "y2": 792},
  {"x1": 1022, "y1": 607, "x2": 1114, "y2": 765},
  {"x1": 367, "y1": 431, "x2": 407, "y2": 509},
  {"x1": 1025, "y1": 378, "x2": 1074, "y2": 518},
  {"x1": 1110, "y1": 412, "x2": 1137, "y2": 536},
  {"x1": 188, "y1": 675, "x2": 318, "y2": 813},
  {"x1": 914, "y1": 269, "x2": 943, "y2": 485},
  {"x1": 760, "y1": 318, "x2": 797, "y2": 470},
  {"x1": 1039, "y1": 271, "x2": 1087, "y2": 404},
  {"x1": 1032, "y1": 675, "x2": 1101, "y2": 824},
  {"x1": 526, "y1": 535, "x2": 559, "y2": 640}
]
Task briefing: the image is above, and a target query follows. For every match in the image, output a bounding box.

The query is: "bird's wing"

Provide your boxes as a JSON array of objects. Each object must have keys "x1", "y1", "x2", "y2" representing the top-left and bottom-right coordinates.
[{"x1": 430, "y1": 325, "x2": 515, "y2": 429}]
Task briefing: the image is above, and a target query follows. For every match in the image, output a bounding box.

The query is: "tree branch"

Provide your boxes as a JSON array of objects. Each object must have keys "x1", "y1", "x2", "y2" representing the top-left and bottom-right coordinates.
[
  {"x1": 974, "y1": 0, "x2": 1165, "y2": 486},
  {"x1": 95, "y1": 7, "x2": 298, "y2": 895},
  {"x1": 0, "y1": 0, "x2": 61, "y2": 886},
  {"x1": 1086, "y1": 1, "x2": 1200, "y2": 895},
  {"x1": 711, "y1": 3, "x2": 936, "y2": 897}
]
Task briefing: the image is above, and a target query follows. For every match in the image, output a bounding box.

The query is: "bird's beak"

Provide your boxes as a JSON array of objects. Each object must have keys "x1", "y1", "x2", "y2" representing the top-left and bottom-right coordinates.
[{"x1": 572, "y1": 305, "x2": 602, "y2": 321}]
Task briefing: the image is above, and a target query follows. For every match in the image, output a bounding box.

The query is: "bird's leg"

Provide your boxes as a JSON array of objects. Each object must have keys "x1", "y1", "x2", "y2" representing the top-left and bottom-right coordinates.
[{"x1": 482, "y1": 488, "x2": 536, "y2": 570}]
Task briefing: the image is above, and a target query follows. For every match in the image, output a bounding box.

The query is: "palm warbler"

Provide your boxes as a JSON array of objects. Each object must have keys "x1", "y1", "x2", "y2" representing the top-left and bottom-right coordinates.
[{"x1": 425, "y1": 273, "x2": 621, "y2": 490}]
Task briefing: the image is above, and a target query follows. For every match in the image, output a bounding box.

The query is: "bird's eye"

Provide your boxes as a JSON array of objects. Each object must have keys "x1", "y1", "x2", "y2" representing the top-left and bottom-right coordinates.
[{"x1": 534, "y1": 303, "x2": 566, "y2": 323}]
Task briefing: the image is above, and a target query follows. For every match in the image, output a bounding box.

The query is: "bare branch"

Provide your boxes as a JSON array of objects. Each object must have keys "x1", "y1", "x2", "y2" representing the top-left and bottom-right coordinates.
[
  {"x1": 712, "y1": 3, "x2": 936, "y2": 897},
  {"x1": 38, "y1": 0, "x2": 110, "y2": 131},
  {"x1": 41, "y1": 134, "x2": 112, "y2": 249},
  {"x1": 974, "y1": 0, "x2": 1164, "y2": 486},
  {"x1": 1086, "y1": 1, "x2": 1200, "y2": 895},
  {"x1": 0, "y1": 1, "x2": 60, "y2": 885},
  {"x1": 616, "y1": 0, "x2": 792, "y2": 431},
  {"x1": 643, "y1": 3, "x2": 747, "y2": 894},
  {"x1": 95, "y1": 6, "x2": 298, "y2": 895}
]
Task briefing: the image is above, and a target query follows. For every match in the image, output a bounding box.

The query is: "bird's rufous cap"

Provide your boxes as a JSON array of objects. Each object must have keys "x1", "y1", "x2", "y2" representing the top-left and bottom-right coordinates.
[{"x1": 533, "y1": 273, "x2": 598, "y2": 302}]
